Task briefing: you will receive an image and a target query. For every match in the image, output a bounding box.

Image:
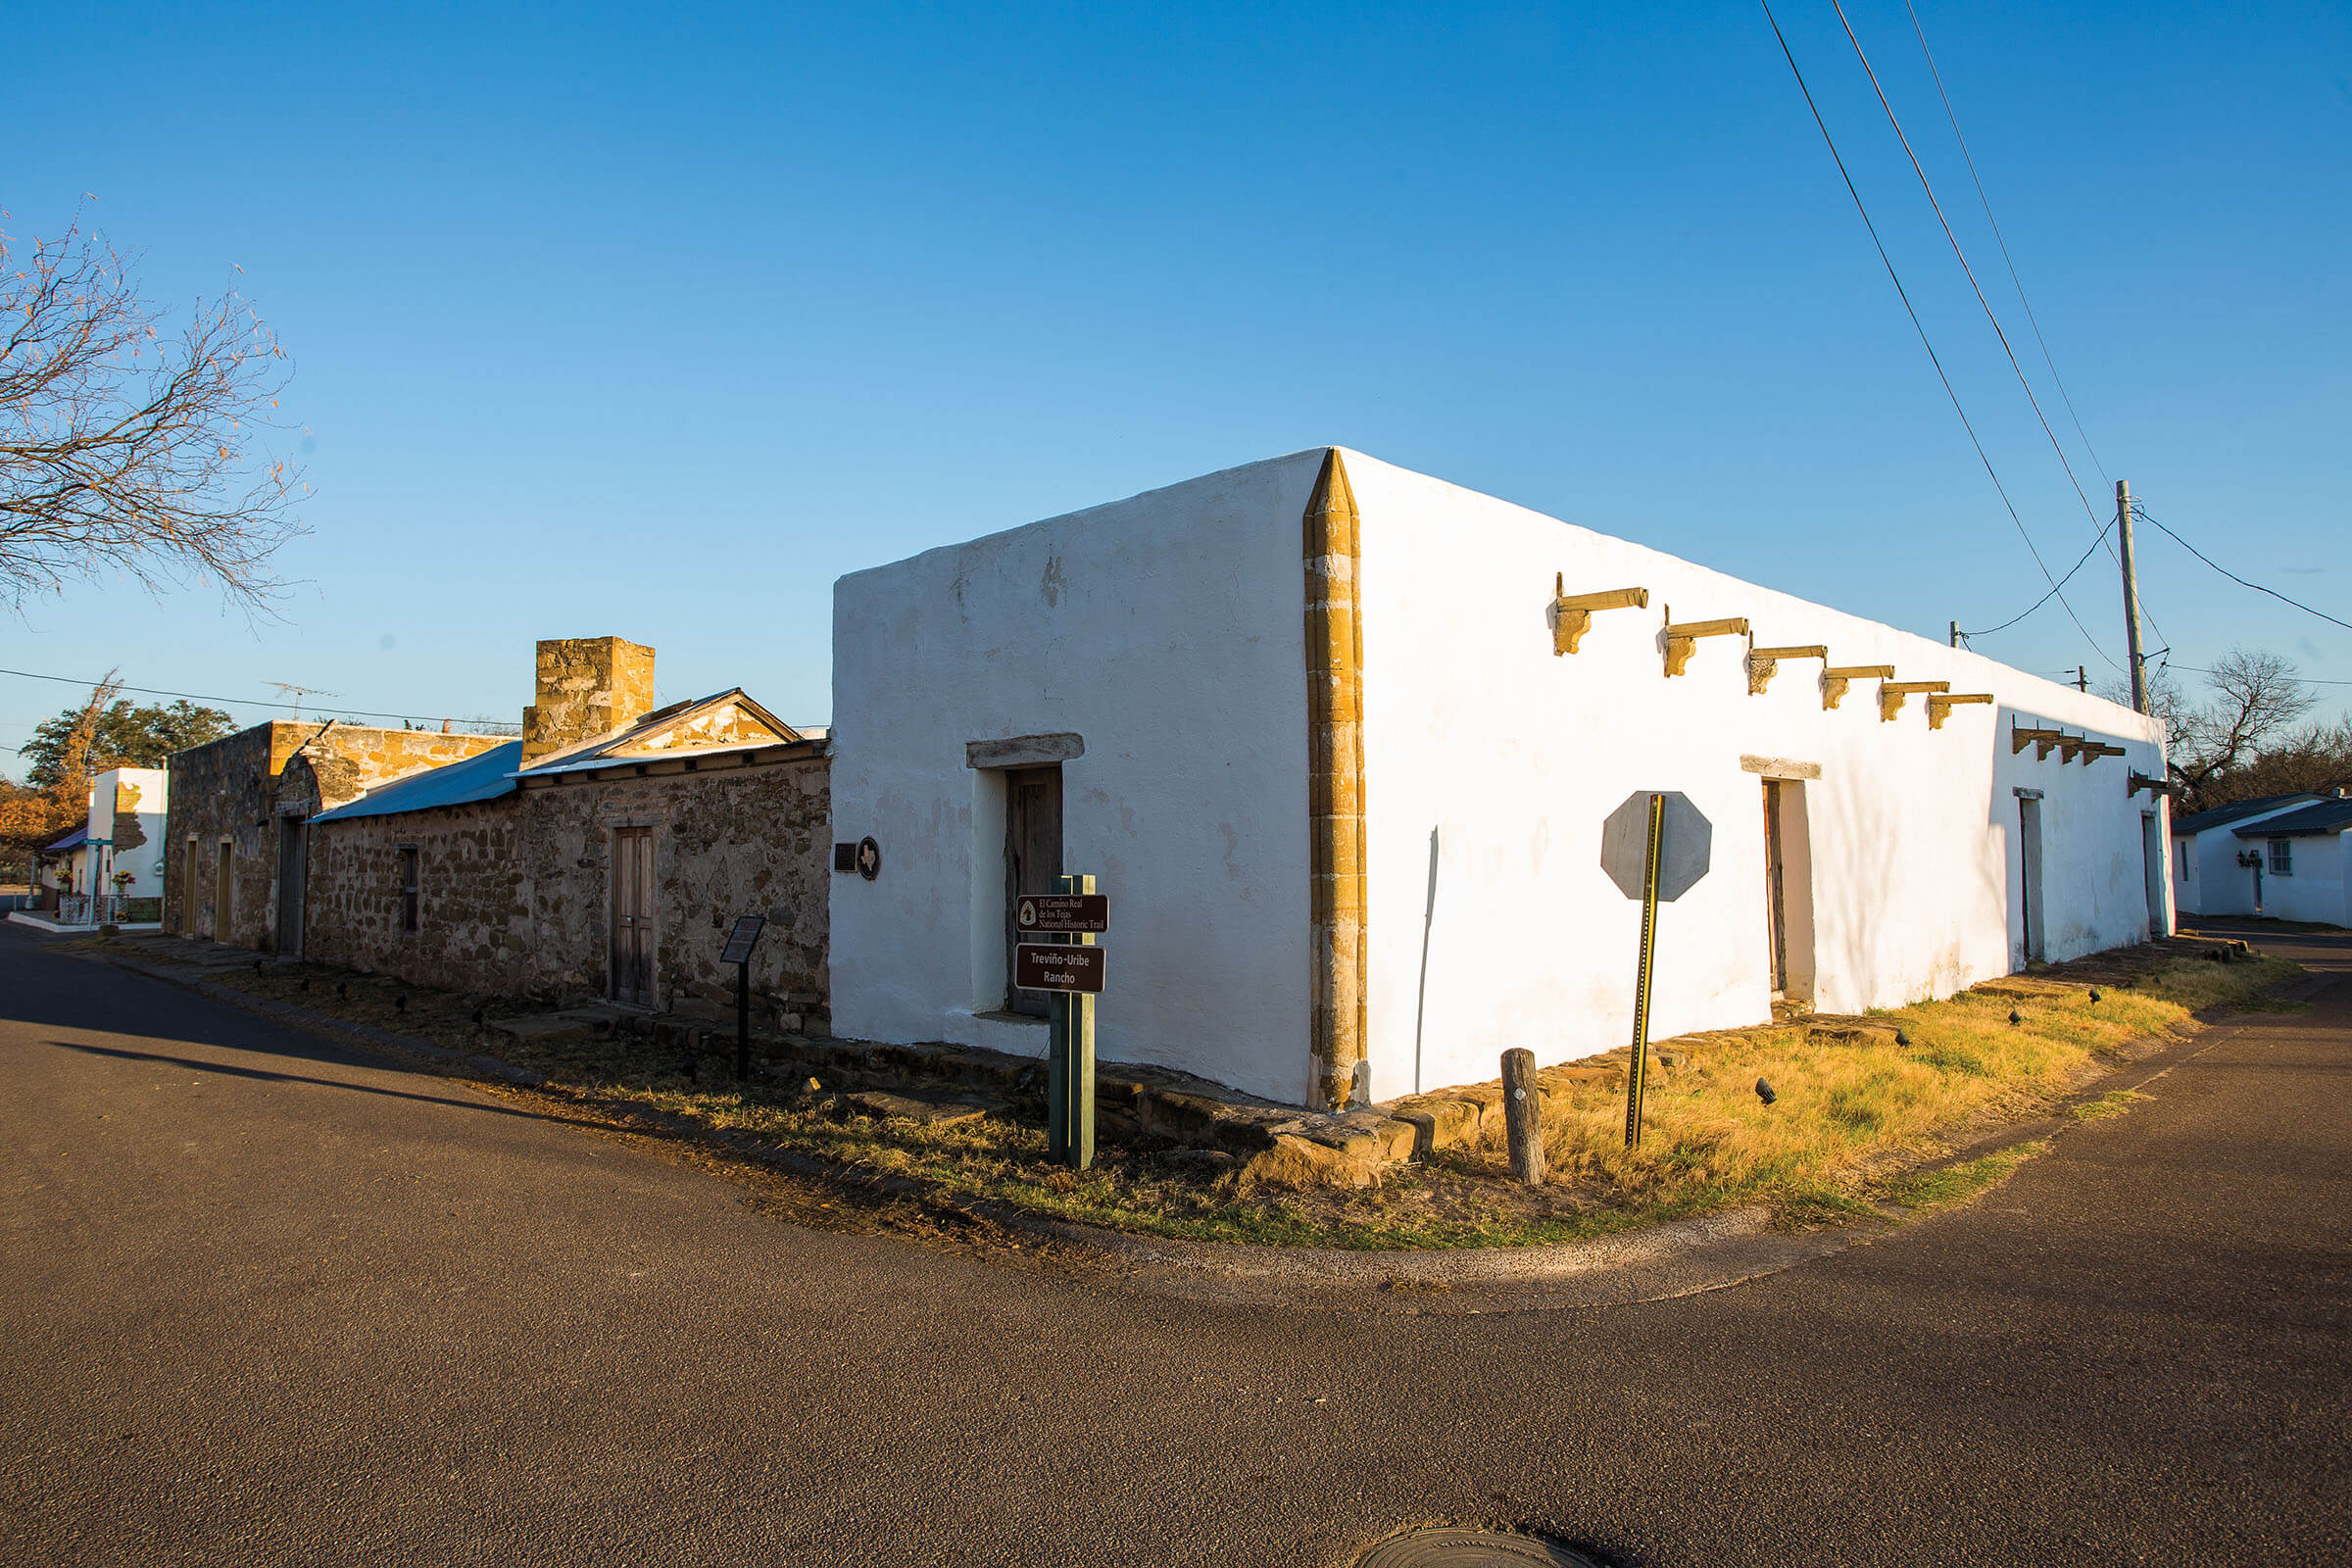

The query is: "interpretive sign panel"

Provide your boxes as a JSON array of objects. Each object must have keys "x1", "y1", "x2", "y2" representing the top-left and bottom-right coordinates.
[
  {"x1": 1015, "y1": 942, "x2": 1107, "y2": 994},
  {"x1": 720, "y1": 914, "x2": 767, "y2": 966},
  {"x1": 1016, "y1": 893, "x2": 1109, "y2": 934}
]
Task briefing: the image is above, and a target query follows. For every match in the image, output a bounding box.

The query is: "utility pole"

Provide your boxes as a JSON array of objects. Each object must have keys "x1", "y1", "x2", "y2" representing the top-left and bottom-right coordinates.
[
  {"x1": 1949, "y1": 620, "x2": 1960, "y2": 649},
  {"x1": 2076, "y1": 666, "x2": 2087, "y2": 693},
  {"x1": 2116, "y1": 480, "x2": 2148, "y2": 714}
]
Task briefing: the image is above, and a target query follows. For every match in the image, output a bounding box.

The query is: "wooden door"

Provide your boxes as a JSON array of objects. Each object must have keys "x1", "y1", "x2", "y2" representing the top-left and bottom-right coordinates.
[
  {"x1": 611, "y1": 827, "x2": 655, "y2": 1005},
  {"x1": 213, "y1": 842, "x2": 233, "y2": 941},
  {"x1": 275, "y1": 818, "x2": 308, "y2": 957},
  {"x1": 1003, "y1": 766, "x2": 1063, "y2": 1017},
  {"x1": 182, "y1": 842, "x2": 199, "y2": 937},
  {"x1": 1762, "y1": 780, "x2": 1788, "y2": 998}
]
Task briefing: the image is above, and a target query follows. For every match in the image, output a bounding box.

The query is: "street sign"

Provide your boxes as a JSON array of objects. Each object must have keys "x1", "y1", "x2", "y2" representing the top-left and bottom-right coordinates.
[
  {"x1": 1016, "y1": 942, "x2": 1107, "y2": 995},
  {"x1": 719, "y1": 914, "x2": 767, "y2": 965},
  {"x1": 1600, "y1": 790, "x2": 1712, "y2": 902},
  {"x1": 1016, "y1": 893, "x2": 1108, "y2": 934}
]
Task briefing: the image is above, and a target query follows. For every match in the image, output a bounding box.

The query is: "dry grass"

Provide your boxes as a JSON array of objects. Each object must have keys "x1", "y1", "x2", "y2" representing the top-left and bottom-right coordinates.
[{"x1": 93, "y1": 938, "x2": 2304, "y2": 1251}]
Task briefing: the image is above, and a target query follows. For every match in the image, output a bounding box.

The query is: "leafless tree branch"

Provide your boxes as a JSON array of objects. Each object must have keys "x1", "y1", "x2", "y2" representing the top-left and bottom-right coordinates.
[{"x1": 1, "y1": 207, "x2": 307, "y2": 615}]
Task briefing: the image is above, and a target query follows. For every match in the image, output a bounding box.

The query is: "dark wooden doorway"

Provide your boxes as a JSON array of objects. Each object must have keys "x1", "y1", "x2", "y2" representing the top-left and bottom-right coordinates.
[
  {"x1": 275, "y1": 817, "x2": 308, "y2": 957},
  {"x1": 1762, "y1": 780, "x2": 1790, "y2": 998},
  {"x1": 612, "y1": 826, "x2": 656, "y2": 1005},
  {"x1": 1004, "y1": 765, "x2": 1063, "y2": 1017}
]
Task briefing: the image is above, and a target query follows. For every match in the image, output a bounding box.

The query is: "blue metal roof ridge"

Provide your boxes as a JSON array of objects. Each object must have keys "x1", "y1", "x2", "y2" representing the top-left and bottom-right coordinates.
[
  {"x1": 312, "y1": 741, "x2": 524, "y2": 823},
  {"x1": 2173, "y1": 792, "x2": 2324, "y2": 837},
  {"x1": 43, "y1": 825, "x2": 88, "y2": 852},
  {"x1": 2232, "y1": 797, "x2": 2352, "y2": 838}
]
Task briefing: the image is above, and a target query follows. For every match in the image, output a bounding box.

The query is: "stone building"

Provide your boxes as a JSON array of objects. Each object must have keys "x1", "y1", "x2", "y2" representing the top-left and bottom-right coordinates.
[
  {"x1": 829, "y1": 447, "x2": 2175, "y2": 1108},
  {"x1": 165, "y1": 722, "x2": 509, "y2": 951},
  {"x1": 298, "y1": 638, "x2": 831, "y2": 1024}
]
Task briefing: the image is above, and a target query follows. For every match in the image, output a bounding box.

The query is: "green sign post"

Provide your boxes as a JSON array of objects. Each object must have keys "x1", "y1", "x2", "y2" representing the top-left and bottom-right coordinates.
[{"x1": 1020, "y1": 872, "x2": 1103, "y2": 1170}]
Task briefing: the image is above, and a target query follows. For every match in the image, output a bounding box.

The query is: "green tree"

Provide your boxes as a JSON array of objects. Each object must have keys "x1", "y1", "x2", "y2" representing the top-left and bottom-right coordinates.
[{"x1": 19, "y1": 685, "x2": 235, "y2": 787}]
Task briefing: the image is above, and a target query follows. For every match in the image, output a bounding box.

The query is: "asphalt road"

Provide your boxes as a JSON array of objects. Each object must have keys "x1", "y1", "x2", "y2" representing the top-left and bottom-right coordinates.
[{"x1": 3, "y1": 923, "x2": 2345, "y2": 1567}]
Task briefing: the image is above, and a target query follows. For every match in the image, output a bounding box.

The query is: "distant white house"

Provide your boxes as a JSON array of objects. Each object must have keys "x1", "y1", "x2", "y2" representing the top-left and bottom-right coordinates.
[
  {"x1": 2171, "y1": 792, "x2": 2327, "y2": 918},
  {"x1": 827, "y1": 448, "x2": 2172, "y2": 1108},
  {"x1": 2176, "y1": 792, "x2": 2351, "y2": 925},
  {"x1": 84, "y1": 766, "x2": 170, "y2": 901}
]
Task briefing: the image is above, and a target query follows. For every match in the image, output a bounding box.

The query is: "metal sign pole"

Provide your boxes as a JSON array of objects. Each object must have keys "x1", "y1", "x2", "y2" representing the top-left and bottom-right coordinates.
[
  {"x1": 1625, "y1": 792, "x2": 1664, "y2": 1149},
  {"x1": 735, "y1": 958, "x2": 751, "y2": 1080},
  {"x1": 1045, "y1": 872, "x2": 1099, "y2": 1170}
]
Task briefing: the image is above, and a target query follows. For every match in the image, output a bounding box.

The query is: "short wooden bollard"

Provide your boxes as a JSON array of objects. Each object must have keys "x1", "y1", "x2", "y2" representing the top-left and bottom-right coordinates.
[{"x1": 1499, "y1": 1048, "x2": 1545, "y2": 1187}]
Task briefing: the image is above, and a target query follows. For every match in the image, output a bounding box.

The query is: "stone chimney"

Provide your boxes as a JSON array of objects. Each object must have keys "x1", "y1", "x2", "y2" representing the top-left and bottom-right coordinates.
[{"x1": 521, "y1": 636, "x2": 657, "y2": 764}]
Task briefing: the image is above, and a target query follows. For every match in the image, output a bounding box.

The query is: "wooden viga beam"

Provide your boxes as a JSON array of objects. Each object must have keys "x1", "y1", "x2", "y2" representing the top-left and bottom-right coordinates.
[
  {"x1": 2078, "y1": 741, "x2": 2128, "y2": 766},
  {"x1": 1552, "y1": 577, "x2": 1648, "y2": 656},
  {"x1": 1823, "y1": 665, "x2": 1893, "y2": 711},
  {"x1": 1926, "y1": 693, "x2": 1994, "y2": 730},
  {"x1": 1661, "y1": 612, "x2": 1750, "y2": 677},
  {"x1": 2012, "y1": 722, "x2": 2067, "y2": 757},
  {"x1": 1746, "y1": 645, "x2": 1828, "y2": 696},
  {"x1": 2053, "y1": 733, "x2": 2088, "y2": 762},
  {"x1": 2129, "y1": 770, "x2": 2178, "y2": 799},
  {"x1": 1879, "y1": 680, "x2": 1951, "y2": 722}
]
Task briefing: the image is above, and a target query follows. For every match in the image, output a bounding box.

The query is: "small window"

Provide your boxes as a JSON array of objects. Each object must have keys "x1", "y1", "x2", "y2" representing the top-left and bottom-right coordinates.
[
  {"x1": 2176, "y1": 841, "x2": 2190, "y2": 878},
  {"x1": 2267, "y1": 838, "x2": 2293, "y2": 877},
  {"x1": 398, "y1": 846, "x2": 420, "y2": 931}
]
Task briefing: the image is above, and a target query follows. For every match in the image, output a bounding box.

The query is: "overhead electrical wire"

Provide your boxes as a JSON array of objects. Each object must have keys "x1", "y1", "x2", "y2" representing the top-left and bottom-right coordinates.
[
  {"x1": 1756, "y1": 0, "x2": 2120, "y2": 669},
  {"x1": 1900, "y1": 0, "x2": 2109, "y2": 485},
  {"x1": 2132, "y1": 506, "x2": 2352, "y2": 634},
  {"x1": 1826, "y1": 0, "x2": 2110, "y2": 542},
  {"x1": 1958, "y1": 517, "x2": 2111, "y2": 638},
  {"x1": 0, "y1": 665, "x2": 511, "y2": 729}
]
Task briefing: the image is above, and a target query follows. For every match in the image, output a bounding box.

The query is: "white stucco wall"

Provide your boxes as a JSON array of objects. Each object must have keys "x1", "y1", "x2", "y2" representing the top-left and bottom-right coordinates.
[
  {"x1": 2245, "y1": 830, "x2": 2350, "y2": 926},
  {"x1": 85, "y1": 767, "x2": 170, "y2": 899},
  {"x1": 1344, "y1": 452, "x2": 2169, "y2": 1101},
  {"x1": 828, "y1": 453, "x2": 1324, "y2": 1102},
  {"x1": 2179, "y1": 802, "x2": 2311, "y2": 916}
]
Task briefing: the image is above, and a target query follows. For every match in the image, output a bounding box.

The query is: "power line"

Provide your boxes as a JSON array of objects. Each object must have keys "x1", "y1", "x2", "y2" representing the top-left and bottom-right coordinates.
[
  {"x1": 2133, "y1": 507, "x2": 2352, "y2": 634},
  {"x1": 1959, "y1": 516, "x2": 2112, "y2": 638},
  {"x1": 1828, "y1": 0, "x2": 2108, "y2": 540},
  {"x1": 1900, "y1": 0, "x2": 2109, "y2": 485},
  {"x1": 1757, "y1": 0, "x2": 2120, "y2": 669},
  {"x1": 0, "y1": 665, "x2": 509, "y2": 729}
]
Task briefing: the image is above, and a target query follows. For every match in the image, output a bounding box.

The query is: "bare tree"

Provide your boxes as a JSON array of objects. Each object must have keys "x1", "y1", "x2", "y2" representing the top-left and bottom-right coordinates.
[
  {"x1": 1, "y1": 207, "x2": 305, "y2": 614},
  {"x1": 2138, "y1": 648, "x2": 2319, "y2": 811}
]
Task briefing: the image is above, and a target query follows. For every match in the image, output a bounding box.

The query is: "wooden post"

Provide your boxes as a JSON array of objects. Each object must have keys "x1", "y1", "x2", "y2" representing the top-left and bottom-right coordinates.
[
  {"x1": 1047, "y1": 873, "x2": 1098, "y2": 1170},
  {"x1": 1499, "y1": 1048, "x2": 1545, "y2": 1186},
  {"x1": 1625, "y1": 792, "x2": 1664, "y2": 1149}
]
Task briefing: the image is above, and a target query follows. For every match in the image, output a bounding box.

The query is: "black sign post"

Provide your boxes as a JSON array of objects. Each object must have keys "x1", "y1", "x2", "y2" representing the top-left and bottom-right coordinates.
[
  {"x1": 1016, "y1": 874, "x2": 1106, "y2": 1170},
  {"x1": 721, "y1": 914, "x2": 767, "y2": 1080}
]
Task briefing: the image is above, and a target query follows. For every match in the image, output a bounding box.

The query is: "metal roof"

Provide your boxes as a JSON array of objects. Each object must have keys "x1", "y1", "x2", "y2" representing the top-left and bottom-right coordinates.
[
  {"x1": 2232, "y1": 796, "x2": 2352, "y2": 839},
  {"x1": 312, "y1": 742, "x2": 523, "y2": 823},
  {"x1": 512, "y1": 689, "x2": 803, "y2": 777},
  {"x1": 2172, "y1": 792, "x2": 2323, "y2": 837},
  {"x1": 41, "y1": 825, "x2": 87, "y2": 854}
]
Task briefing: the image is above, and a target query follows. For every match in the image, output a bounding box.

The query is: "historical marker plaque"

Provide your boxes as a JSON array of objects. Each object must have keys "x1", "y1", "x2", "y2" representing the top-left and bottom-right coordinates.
[
  {"x1": 1016, "y1": 893, "x2": 1109, "y2": 934},
  {"x1": 720, "y1": 914, "x2": 768, "y2": 965},
  {"x1": 1015, "y1": 942, "x2": 1107, "y2": 995}
]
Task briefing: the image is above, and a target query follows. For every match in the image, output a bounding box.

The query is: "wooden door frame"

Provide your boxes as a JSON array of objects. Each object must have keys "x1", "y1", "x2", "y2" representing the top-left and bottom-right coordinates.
[{"x1": 609, "y1": 823, "x2": 658, "y2": 1007}]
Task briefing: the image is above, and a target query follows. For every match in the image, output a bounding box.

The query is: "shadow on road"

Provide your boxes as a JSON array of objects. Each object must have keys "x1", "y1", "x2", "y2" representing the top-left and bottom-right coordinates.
[{"x1": 43, "y1": 1038, "x2": 578, "y2": 1125}]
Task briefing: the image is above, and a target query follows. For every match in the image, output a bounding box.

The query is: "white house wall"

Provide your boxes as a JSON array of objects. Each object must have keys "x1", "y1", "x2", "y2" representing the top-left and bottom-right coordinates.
[
  {"x1": 828, "y1": 453, "x2": 1324, "y2": 1102},
  {"x1": 2181, "y1": 804, "x2": 2309, "y2": 916},
  {"x1": 2251, "y1": 833, "x2": 2350, "y2": 926},
  {"x1": 1344, "y1": 452, "x2": 2169, "y2": 1102}
]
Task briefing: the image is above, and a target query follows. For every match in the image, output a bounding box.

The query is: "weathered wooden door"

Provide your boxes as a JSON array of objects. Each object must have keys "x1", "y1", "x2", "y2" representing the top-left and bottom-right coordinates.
[
  {"x1": 213, "y1": 842, "x2": 233, "y2": 941},
  {"x1": 612, "y1": 827, "x2": 656, "y2": 1005},
  {"x1": 1003, "y1": 766, "x2": 1063, "y2": 1017},
  {"x1": 275, "y1": 817, "x2": 308, "y2": 957},
  {"x1": 1762, "y1": 780, "x2": 1789, "y2": 998}
]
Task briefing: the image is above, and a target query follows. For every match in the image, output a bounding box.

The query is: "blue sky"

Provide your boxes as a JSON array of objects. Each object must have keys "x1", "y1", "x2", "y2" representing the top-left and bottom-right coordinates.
[{"x1": 5, "y1": 1, "x2": 2346, "y2": 768}]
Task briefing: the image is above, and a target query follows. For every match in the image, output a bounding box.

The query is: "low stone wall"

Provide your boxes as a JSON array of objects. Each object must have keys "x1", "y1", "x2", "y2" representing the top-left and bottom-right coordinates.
[{"x1": 305, "y1": 801, "x2": 530, "y2": 993}]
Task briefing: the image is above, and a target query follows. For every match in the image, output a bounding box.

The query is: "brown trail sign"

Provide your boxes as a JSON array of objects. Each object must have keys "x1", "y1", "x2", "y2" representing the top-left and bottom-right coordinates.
[
  {"x1": 1015, "y1": 943, "x2": 1107, "y2": 994},
  {"x1": 1016, "y1": 893, "x2": 1108, "y2": 934}
]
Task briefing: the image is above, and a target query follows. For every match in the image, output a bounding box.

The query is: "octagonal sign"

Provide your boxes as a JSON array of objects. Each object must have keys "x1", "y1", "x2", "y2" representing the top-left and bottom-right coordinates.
[{"x1": 1600, "y1": 790, "x2": 1712, "y2": 903}]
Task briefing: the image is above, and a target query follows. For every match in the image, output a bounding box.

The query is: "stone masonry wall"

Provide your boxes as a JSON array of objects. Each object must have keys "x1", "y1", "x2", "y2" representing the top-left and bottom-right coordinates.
[
  {"x1": 300, "y1": 754, "x2": 831, "y2": 1020},
  {"x1": 515, "y1": 758, "x2": 831, "y2": 1020},
  {"x1": 165, "y1": 722, "x2": 508, "y2": 951},
  {"x1": 303, "y1": 801, "x2": 531, "y2": 992},
  {"x1": 521, "y1": 637, "x2": 658, "y2": 764}
]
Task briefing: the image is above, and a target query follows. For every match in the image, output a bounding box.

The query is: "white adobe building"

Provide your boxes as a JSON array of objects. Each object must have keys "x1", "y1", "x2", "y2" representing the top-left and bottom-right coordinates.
[
  {"x1": 828, "y1": 448, "x2": 2172, "y2": 1108},
  {"x1": 85, "y1": 766, "x2": 169, "y2": 901},
  {"x1": 2174, "y1": 792, "x2": 2351, "y2": 924}
]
